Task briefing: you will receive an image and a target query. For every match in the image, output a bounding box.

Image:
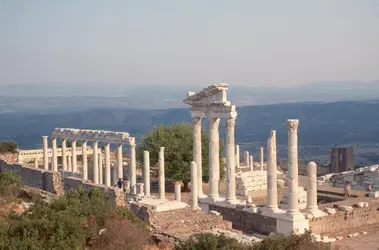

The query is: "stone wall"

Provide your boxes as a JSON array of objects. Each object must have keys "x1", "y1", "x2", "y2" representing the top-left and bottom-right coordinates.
[
  {"x1": 0, "y1": 160, "x2": 124, "y2": 206},
  {"x1": 236, "y1": 170, "x2": 267, "y2": 196},
  {"x1": 208, "y1": 203, "x2": 276, "y2": 234},
  {"x1": 310, "y1": 203, "x2": 379, "y2": 236}
]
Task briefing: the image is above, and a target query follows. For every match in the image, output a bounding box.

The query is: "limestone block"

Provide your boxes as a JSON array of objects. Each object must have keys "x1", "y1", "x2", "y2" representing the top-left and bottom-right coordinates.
[
  {"x1": 338, "y1": 205, "x2": 353, "y2": 212},
  {"x1": 369, "y1": 191, "x2": 379, "y2": 198},
  {"x1": 323, "y1": 207, "x2": 336, "y2": 215},
  {"x1": 356, "y1": 202, "x2": 369, "y2": 208},
  {"x1": 209, "y1": 210, "x2": 221, "y2": 216}
]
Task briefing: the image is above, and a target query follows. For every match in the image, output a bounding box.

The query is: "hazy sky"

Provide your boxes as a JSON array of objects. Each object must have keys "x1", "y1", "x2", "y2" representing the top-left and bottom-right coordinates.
[{"x1": 1, "y1": 0, "x2": 378, "y2": 87}]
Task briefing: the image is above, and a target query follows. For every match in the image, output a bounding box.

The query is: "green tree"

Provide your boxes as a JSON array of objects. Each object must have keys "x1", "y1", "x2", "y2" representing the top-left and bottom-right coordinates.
[
  {"x1": 0, "y1": 141, "x2": 18, "y2": 154},
  {"x1": 137, "y1": 123, "x2": 225, "y2": 192}
]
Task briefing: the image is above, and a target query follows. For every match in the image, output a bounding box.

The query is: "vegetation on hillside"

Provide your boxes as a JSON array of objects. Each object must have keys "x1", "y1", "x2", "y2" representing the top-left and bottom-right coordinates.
[
  {"x1": 137, "y1": 123, "x2": 225, "y2": 191},
  {"x1": 0, "y1": 175, "x2": 150, "y2": 250},
  {"x1": 0, "y1": 170, "x2": 22, "y2": 197},
  {"x1": 175, "y1": 231, "x2": 331, "y2": 250},
  {"x1": 0, "y1": 141, "x2": 18, "y2": 154}
]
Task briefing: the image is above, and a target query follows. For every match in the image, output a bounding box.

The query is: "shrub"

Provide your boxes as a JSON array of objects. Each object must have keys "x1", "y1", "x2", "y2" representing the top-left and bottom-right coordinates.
[
  {"x1": 0, "y1": 170, "x2": 22, "y2": 196},
  {"x1": 0, "y1": 141, "x2": 18, "y2": 154}
]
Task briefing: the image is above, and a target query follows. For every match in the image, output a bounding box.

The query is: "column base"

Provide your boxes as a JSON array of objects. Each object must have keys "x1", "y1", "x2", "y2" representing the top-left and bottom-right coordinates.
[
  {"x1": 225, "y1": 198, "x2": 239, "y2": 205},
  {"x1": 260, "y1": 207, "x2": 280, "y2": 216},
  {"x1": 275, "y1": 212, "x2": 309, "y2": 235},
  {"x1": 304, "y1": 209, "x2": 327, "y2": 218},
  {"x1": 198, "y1": 193, "x2": 208, "y2": 199},
  {"x1": 201, "y1": 196, "x2": 224, "y2": 204}
]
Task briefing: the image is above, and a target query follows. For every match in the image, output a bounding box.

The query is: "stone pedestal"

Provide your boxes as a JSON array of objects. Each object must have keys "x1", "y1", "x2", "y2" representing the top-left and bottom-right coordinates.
[
  {"x1": 62, "y1": 138, "x2": 67, "y2": 171},
  {"x1": 143, "y1": 151, "x2": 151, "y2": 196},
  {"x1": 136, "y1": 183, "x2": 144, "y2": 196},
  {"x1": 276, "y1": 213, "x2": 310, "y2": 235},
  {"x1": 175, "y1": 183, "x2": 181, "y2": 202},
  {"x1": 225, "y1": 118, "x2": 237, "y2": 204},
  {"x1": 208, "y1": 117, "x2": 220, "y2": 201},
  {"x1": 52, "y1": 137, "x2": 58, "y2": 171},
  {"x1": 158, "y1": 147, "x2": 165, "y2": 200},
  {"x1": 130, "y1": 144, "x2": 137, "y2": 194},
  {"x1": 244, "y1": 151, "x2": 250, "y2": 166},
  {"x1": 191, "y1": 161, "x2": 200, "y2": 210},
  {"x1": 265, "y1": 130, "x2": 278, "y2": 212},
  {"x1": 104, "y1": 143, "x2": 111, "y2": 186},
  {"x1": 192, "y1": 117, "x2": 204, "y2": 197},
  {"x1": 82, "y1": 141, "x2": 88, "y2": 180},
  {"x1": 260, "y1": 147, "x2": 264, "y2": 171},
  {"x1": 117, "y1": 144, "x2": 123, "y2": 179},
  {"x1": 305, "y1": 161, "x2": 327, "y2": 217},
  {"x1": 93, "y1": 141, "x2": 99, "y2": 184},
  {"x1": 235, "y1": 145, "x2": 240, "y2": 167},
  {"x1": 42, "y1": 136, "x2": 48, "y2": 170},
  {"x1": 72, "y1": 140, "x2": 77, "y2": 173},
  {"x1": 124, "y1": 181, "x2": 131, "y2": 193}
]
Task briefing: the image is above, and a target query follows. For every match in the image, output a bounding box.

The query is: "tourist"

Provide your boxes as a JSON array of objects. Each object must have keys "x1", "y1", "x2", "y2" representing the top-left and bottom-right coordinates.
[
  {"x1": 117, "y1": 178, "x2": 123, "y2": 189},
  {"x1": 367, "y1": 184, "x2": 372, "y2": 192},
  {"x1": 344, "y1": 181, "x2": 351, "y2": 198}
]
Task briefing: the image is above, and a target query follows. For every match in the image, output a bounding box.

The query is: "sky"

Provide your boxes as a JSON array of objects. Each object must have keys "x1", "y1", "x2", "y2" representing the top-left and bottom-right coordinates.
[{"x1": 0, "y1": 0, "x2": 378, "y2": 87}]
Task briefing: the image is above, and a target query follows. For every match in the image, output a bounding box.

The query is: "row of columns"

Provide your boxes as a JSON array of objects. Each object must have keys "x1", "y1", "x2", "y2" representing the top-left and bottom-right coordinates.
[
  {"x1": 235, "y1": 145, "x2": 264, "y2": 171},
  {"x1": 42, "y1": 136, "x2": 135, "y2": 191}
]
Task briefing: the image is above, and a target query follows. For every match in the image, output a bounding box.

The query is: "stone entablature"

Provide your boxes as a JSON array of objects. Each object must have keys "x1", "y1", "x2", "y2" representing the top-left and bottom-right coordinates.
[
  {"x1": 18, "y1": 147, "x2": 93, "y2": 162},
  {"x1": 52, "y1": 128, "x2": 135, "y2": 145}
]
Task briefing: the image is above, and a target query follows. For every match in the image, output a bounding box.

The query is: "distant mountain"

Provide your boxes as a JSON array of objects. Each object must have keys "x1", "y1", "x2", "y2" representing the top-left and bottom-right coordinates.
[
  {"x1": 0, "y1": 81, "x2": 378, "y2": 109},
  {"x1": 1, "y1": 100, "x2": 378, "y2": 163}
]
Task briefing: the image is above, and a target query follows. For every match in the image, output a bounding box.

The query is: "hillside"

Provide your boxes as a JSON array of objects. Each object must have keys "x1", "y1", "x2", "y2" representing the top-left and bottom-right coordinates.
[{"x1": 1, "y1": 100, "x2": 378, "y2": 164}]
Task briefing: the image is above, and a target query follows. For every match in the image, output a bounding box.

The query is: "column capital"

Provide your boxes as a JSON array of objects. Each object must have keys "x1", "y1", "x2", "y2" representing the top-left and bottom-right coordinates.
[
  {"x1": 226, "y1": 118, "x2": 236, "y2": 129},
  {"x1": 42, "y1": 136, "x2": 48, "y2": 139},
  {"x1": 287, "y1": 119, "x2": 299, "y2": 134},
  {"x1": 208, "y1": 117, "x2": 220, "y2": 130},
  {"x1": 192, "y1": 117, "x2": 202, "y2": 124}
]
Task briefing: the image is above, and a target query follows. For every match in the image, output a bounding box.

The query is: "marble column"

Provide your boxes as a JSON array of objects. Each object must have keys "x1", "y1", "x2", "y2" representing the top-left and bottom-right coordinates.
[
  {"x1": 191, "y1": 161, "x2": 199, "y2": 209},
  {"x1": 192, "y1": 117, "x2": 204, "y2": 197},
  {"x1": 62, "y1": 138, "x2": 67, "y2": 171},
  {"x1": 306, "y1": 161, "x2": 319, "y2": 213},
  {"x1": 235, "y1": 145, "x2": 240, "y2": 167},
  {"x1": 67, "y1": 155, "x2": 72, "y2": 172},
  {"x1": 52, "y1": 137, "x2": 58, "y2": 171},
  {"x1": 42, "y1": 136, "x2": 48, "y2": 170},
  {"x1": 34, "y1": 158, "x2": 38, "y2": 168},
  {"x1": 266, "y1": 130, "x2": 278, "y2": 211},
  {"x1": 99, "y1": 151, "x2": 103, "y2": 184},
  {"x1": 158, "y1": 147, "x2": 165, "y2": 199},
  {"x1": 225, "y1": 118, "x2": 237, "y2": 203},
  {"x1": 117, "y1": 144, "x2": 123, "y2": 179},
  {"x1": 260, "y1": 147, "x2": 264, "y2": 171},
  {"x1": 112, "y1": 161, "x2": 118, "y2": 186},
  {"x1": 208, "y1": 117, "x2": 220, "y2": 200},
  {"x1": 93, "y1": 141, "x2": 99, "y2": 184},
  {"x1": 143, "y1": 150, "x2": 151, "y2": 197},
  {"x1": 130, "y1": 144, "x2": 137, "y2": 194},
  {"x1": 250, "y1": 156, "x2": 254, "y2": 171},
  {"x1": 244, "y1": 151, "x2": 250, "y2": 166},
  {"x1": 104, "y1": 143, "x2": 111, "y2": 186},
  {"x1": 72, "y1": 140, "x2": 77, "y2": 173},
  {"x1": 175, "y1": 183, "x2": 181, "y2": 202},
  {"x1": 82, "y1": 141, "x2": 88, "y2": 180},
  {"x1": 286, "y1": 119, "x2": 300, "y2": 215}
]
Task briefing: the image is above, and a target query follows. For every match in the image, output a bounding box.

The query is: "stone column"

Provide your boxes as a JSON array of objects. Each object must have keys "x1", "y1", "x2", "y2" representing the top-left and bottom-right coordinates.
[
  {"x1": 93, "y1": 141, "x2": 99, "y2": 184},
  {"x1": 175, "y1": 183, "x2": 181, "y2": 202},
  {"x1": 42, "y1": 136, "x2": 48, "y2": 170},
  {"x1": 158, "y1": 147, "x2": 165, "y2": 199},
  {"x1": 225, "y1": 118, "x2": 237, "y2": 203},
  {"x1": 192, "y1": 117, "x2": 204, "y2": 197},
  {"x1": 143, "y1": 150, "x2": 151, "y2": 197},
  {"x1": 208, "y1": 117, "x2": 220, "y2": 200},
  {"x1": 104, "y1": 143, "x2": 111, "y2": 186},
  {"x1": 112, "y1": 161, "x2": 117, "y2": 186},
  {"x1": 62, "y1": 138, "x2": 67, "y2": 171},
  {"x1": 244, "y1": 151, "x2": 250, "y2": 166},
  {"x1": 249, "y1": 156, "x2": 254, "y2": 171},
  {"x1": 52, "y1": 137, "x2": 58, "y2": 171},
  {"x1": 286, "y1": 119, "x2": 300, "y2": 215},
  {"x1": 82, "y1": 141, "x2": 88, "y2": 180},
  {"x1": 235, "y1": 145, "x2": 240, "y2": 167},
  {"x1": 306, "y1": 161, "x2": 319, "y2": 213},
  {"x1": 34, "y1": 158, "x2": 38, "y2": 168},
  {"x1": 117, "y1": 144, "x2": 123, "y2": 179},
  {"x1": 67, "y1": 155, "x2": 72, "y2": 172},
  {"x1": 260, "y1": 147, "x2": 264, "y2": 171},
  {"x1": 72, "y1": 140, "x2": 77, "y2": 173},
  {"x1": 130, "y1": 143, "x2": 137, "y2": 194},
  {"x1": 191, "y1": 161, "x2": 199, "y2": 209},
  {"x1": 266, "y1": 130, "x2": 278, "y2": 211},
  {"x1": 99, "y1": 151, "x2": 103, "y2": 184}
]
